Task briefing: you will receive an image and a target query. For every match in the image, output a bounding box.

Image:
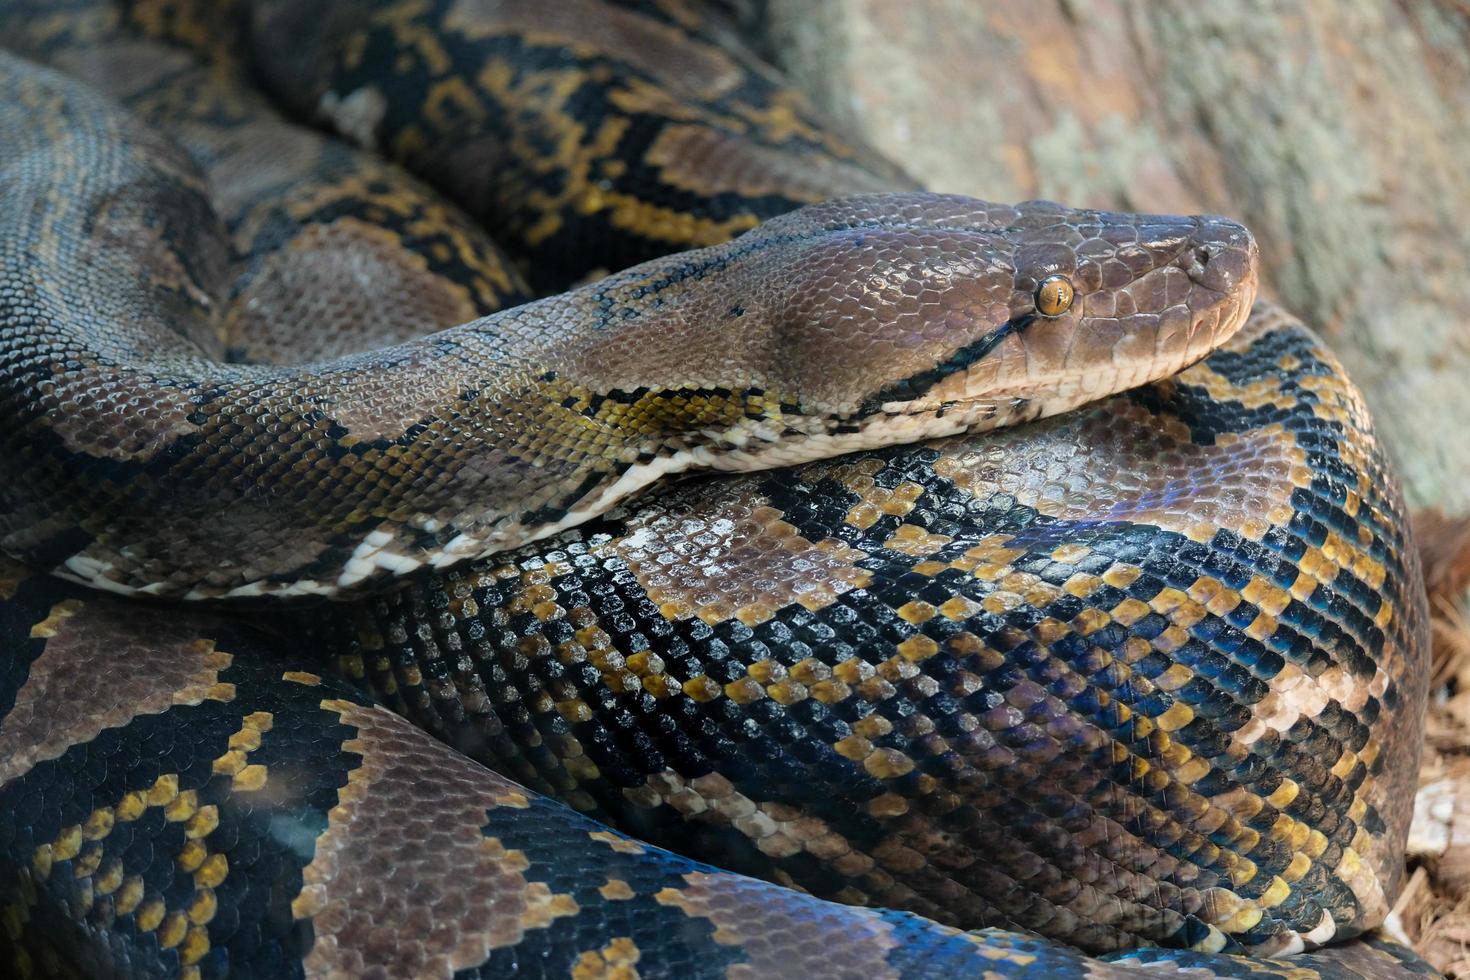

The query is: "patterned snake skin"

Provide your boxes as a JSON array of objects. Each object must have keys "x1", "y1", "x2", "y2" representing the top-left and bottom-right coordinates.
[{"x1": 0, "y1": 1, "x2": 1434, "y2": 978}]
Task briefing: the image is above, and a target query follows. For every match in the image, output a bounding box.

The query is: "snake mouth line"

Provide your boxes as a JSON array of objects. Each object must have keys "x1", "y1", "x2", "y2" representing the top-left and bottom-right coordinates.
[{"x1": 856, "y1": 314, "x2": 1036, "y2": 417}]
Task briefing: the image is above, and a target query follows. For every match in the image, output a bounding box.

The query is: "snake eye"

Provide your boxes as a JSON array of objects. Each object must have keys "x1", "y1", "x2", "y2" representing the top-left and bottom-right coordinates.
[{"x1": 1035, "y1": 275, "x2": 1075, "y2": 317}]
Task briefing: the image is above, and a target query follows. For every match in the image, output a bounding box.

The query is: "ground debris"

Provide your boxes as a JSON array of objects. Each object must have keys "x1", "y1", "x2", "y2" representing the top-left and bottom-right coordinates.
[{"x1": 1407, "y1": 510, "x2": 1470, "y2": 975}]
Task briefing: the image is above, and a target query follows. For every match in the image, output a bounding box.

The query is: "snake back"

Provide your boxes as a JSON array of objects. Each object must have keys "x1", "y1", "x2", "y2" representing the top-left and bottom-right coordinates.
[{"x1": 0, "y1": 1, "x2": 1434, "y2": 977}]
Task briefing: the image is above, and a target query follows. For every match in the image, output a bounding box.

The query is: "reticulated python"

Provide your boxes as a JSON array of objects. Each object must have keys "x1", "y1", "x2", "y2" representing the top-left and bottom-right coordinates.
[{"x1": 0, "y1": 1, "x2": 1434, "y2": 978}]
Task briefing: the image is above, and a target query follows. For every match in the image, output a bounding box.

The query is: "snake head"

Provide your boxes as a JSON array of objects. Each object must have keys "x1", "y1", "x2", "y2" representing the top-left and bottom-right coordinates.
[
  {"x1": 555, "y1": 192, "x2": 1257, "y2": 474},
  {"x1": 751, "y1": 193, "x2": 1259, "y2": 449}
]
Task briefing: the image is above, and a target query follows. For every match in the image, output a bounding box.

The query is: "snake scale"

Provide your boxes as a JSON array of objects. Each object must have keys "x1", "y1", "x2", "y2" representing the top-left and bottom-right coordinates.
[{"x1": 0, "y1": 1, "x2": 1435, "y2": 977}]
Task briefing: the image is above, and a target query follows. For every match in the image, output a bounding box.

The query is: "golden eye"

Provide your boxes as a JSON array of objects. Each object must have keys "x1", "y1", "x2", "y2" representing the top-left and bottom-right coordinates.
[{"x1": 1035, "y1": 275, "x2": 1074, "y2": 317}]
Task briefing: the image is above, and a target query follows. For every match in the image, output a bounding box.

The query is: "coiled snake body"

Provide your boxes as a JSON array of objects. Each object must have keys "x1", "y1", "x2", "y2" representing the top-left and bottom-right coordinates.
[{"x1": 0, "y1": 2, "x2": 1433, "y2": 978}]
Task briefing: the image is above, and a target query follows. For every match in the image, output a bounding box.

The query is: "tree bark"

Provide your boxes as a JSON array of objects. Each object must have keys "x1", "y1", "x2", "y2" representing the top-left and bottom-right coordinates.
[{"x1": 747, "y1": 0, "x2": 1470, "y2": 513}]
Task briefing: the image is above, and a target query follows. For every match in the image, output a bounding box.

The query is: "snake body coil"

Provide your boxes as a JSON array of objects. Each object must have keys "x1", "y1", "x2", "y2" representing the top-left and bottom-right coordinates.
[
  {"x1": 0, "y1": 60, "x2": 1254, "y2": 601},
  {"x1": 0, "y1": 1, "x2": 1433, "y2": 978}
]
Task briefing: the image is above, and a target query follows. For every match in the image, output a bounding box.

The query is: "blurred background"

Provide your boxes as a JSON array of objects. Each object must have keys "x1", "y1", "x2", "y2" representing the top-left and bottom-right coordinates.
[{"x1": 724, "y1": 1, "x2": 1470, "y2": 972}]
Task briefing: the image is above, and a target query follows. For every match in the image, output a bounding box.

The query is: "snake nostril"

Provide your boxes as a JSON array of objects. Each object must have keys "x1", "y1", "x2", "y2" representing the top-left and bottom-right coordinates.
[{"x1": 1194, "y1": 246, "x2": 1211, "y2": 266}]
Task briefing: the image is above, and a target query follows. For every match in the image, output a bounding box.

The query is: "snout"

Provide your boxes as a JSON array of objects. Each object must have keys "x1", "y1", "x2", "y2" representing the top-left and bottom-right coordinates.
[
  {"x1": 1003, "y1": 205, "x2": 1259, "y2": 415},
  {"x1": 1181, "y1": 213, "x2": 1258, "y2": 298},
  {"x1": 1106, "y1": 208, "x2": 1258, "y2": 340}
]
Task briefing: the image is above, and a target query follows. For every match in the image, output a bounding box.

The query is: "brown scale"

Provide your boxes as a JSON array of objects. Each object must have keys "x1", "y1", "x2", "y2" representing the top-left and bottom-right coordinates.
[
  {"x1": 0, "y1": 47, "x2": 1258, "y2": 599},
  {"x1": 9, "y1": 556, "x2": 1190, "y2": 980},
  {"x1": 2, "y1": 2, "x2": 532, "y2": 363},
  {"x1": 318, "y1": 310, "x2": 1428, "y2": 962},
  {"x1": 0, "y1": 1, "x2": 1434, "y2": 978},
  {"x1": 3, "y1": 6, "x2": 1261, "y2": 602},
  {"x1": 245, "y1": 0, "x2": 910, "y2": 282}
]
